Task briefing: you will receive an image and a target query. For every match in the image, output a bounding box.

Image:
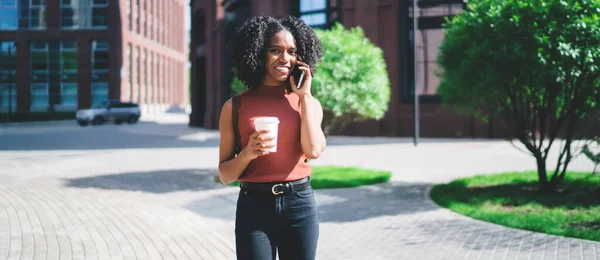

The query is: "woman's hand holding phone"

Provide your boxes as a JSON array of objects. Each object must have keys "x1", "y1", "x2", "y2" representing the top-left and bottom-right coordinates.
[{"x1": 289, "y1": 56, "x2": 312, "y2": 98}]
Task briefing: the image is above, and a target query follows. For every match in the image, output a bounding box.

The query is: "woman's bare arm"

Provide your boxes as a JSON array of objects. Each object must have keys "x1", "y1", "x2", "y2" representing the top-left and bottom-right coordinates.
[
  {"x1": 299, "y1": 94, "x2": 326, "y2": 159},
  {"x1": 218, "y1": 99, "x2": 252, "y2": 185},
  {"x1": 218, "y1": 99, "x2": 275, "y2": 185}
]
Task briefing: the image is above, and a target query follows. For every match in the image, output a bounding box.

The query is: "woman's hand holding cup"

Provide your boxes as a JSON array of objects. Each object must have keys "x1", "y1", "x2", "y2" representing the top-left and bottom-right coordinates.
[{"x1": 241, "y1": 130, "x2": 276, "y2": 160}]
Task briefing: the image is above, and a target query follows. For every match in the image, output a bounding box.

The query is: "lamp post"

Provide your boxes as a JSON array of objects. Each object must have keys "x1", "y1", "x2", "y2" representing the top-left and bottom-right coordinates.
[{"x1": 413, "y1": 0, "x2": 420, "y2": 146}]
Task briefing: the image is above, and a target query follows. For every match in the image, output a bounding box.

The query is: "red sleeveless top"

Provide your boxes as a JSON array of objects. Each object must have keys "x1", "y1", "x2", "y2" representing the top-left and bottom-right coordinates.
[{"x1": 236, "y1": 86, "x2": 310, "y2": 182}]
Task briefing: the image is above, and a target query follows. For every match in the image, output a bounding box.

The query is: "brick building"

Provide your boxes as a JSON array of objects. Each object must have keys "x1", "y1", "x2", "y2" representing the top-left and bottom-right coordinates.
[
  {"x1": 0, "y1": 0, "x2": 188, "y2": 117},
  {"x1": 189, "y1": 0, "x2": 599, "y2": 138}
]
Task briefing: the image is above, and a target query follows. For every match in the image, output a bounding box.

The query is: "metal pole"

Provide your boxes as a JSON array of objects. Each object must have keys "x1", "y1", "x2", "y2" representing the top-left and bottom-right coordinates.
[{"x1": 413, "y1": 0, "x2": 420, "y2": 146}]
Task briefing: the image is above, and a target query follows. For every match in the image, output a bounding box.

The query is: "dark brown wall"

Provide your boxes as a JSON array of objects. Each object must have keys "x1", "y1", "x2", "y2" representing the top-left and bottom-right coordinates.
[{"x1": 191, "y1": 0, "x2": 224, "y2": 129}]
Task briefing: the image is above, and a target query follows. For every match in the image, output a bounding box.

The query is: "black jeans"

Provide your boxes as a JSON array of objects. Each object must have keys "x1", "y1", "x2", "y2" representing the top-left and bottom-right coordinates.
[{"x1": 235, "y1": 185, "x2": 319, "y2": 260}]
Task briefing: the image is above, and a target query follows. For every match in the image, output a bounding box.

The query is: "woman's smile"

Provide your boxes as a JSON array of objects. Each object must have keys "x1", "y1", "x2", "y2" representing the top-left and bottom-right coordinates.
[{"x1": 273, "y1": 65, "x2": 290, "y2": 75}]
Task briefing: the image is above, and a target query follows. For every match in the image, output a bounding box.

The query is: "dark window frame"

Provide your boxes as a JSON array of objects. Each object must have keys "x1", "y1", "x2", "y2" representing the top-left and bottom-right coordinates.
[
  {"x1": 291, "y1": 0, "x2": 342, "y2": 29},
  {"x1": 398, "y1": 0, "x2": 466, "y2": 104}
]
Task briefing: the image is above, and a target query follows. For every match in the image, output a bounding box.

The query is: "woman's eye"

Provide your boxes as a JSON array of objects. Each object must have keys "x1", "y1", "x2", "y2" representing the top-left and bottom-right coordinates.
[{"x1": 270, "y1": 49, "x2": 280, "y2": 54}]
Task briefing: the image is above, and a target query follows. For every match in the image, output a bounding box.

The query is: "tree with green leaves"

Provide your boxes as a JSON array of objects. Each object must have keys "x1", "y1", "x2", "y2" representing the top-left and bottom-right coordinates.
[
  {"x1": 437, "y1": 0, "x2": 600, "y2": 192},
  {"x1": 230, "y1": 23, "x2": 390, "y2": 135}
]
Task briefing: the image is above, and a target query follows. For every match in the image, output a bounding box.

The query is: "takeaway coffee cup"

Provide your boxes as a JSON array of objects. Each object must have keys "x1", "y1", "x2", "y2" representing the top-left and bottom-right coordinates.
[{"x1": 253, "y1": 117, "x2": 280, "y2": 152}]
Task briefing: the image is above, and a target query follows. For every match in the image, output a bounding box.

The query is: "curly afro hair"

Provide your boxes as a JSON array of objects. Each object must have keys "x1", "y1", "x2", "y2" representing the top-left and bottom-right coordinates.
[{"x1": 231, "y1": 16, "x2": 324, "y2": 89}]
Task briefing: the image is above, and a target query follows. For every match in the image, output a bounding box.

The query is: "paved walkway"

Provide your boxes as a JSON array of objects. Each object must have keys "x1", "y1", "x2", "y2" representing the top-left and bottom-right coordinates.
[{"x1": 0, "y1": 115, "x2": 598, "y2": 259}]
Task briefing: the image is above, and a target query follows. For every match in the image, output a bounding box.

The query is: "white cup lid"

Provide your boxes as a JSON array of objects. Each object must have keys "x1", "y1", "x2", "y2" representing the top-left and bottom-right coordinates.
[{"x1": 253, "y1": 117, "x2": 279, "y2": 124}]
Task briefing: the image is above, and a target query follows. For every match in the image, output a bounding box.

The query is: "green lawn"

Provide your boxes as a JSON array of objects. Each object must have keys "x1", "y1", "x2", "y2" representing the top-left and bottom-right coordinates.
[
  {"x1": 220, "y1": 166, "x2": 391, "y2": 189},
  {"x1": 430, "y1": 171, "x2": 600, "y2": 242}
]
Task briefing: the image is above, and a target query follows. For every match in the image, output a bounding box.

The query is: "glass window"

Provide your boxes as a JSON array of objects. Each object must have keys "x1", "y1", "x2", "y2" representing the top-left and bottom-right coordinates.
[
  {"x1": 141, "y1": 49, "x2": 146, "y2": 104},
  {"x1": 0, "y1": 41, "x2": 17, "y2": 111},
  {"x1": 404, "y1": 1, "x2": 465, "y2": 100},
  {"x1": 148, "y1": 52, "x2": 153, "y2": 103},
  {"x1": 134, "y1": 46, "x2": 139, "y2": 103},
  {"x1": 141, "y1": 0, "x2": 146, "y2": 36},
  {"x1": 299, "y1": 0, "x2": 329, "y2": 28},
  {"x1": 91, "y1": 40, "x2": 109, "y2": 105},
  {"x1": 61, "y1": 83, "x2": 77, "y2": 105},
  {"x1": 0, "y1": 0, "x2": 18, "y2": 29},
  {"x1": 61, "y1": 0, "x2": 108, "y2": 29},
  {"x1": 91, "y1": 82, "x2": 108, "y2": 106},
  {"x1": 91, "y1": 1, "x2": 108, "y2": 27},
  {"x1": 134, "y1": 0, "x2": 139, "y2": 34},
  {"x1": 30, "y1": 40, "x2": 79, "y2": 111},
  {"x1": 125, "y1": 43, "x2": 133, "y2": 100},
  {"x1": 30, "y1": 83, "x2": 48, "y2": 108},
  {"x1": 126, "y1": 0, "x2": 131, "y2": 31},
  {"x1": 148, "y1": 0, "x2": 153, "y2": 39},
  {"x1": 8, "y1": 0, "x2": 47, "y2": 29}
]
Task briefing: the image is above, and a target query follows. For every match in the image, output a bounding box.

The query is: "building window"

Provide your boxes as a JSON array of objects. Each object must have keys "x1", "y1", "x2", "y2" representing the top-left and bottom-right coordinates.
[
  {"x1": 61, "y1": 83, "x2": 78, "y2": 106},
  {"x1": 141, "y1": 0, "x2": 146, "y2": 37},
  {"x1": 125, "y1": 0, "x2": 130, "y2": 30},
  {"x1": 148, "y1": 52, "x2": 154, "y2": 104},
  {"x1": 126, "y1": 43, "x2": 132, "y2": 101},
  {"x1": 30, "y1": 41, "x2": 78, "y2": 111},
  {"x1": 0, "y1": 0, "x2": 18, "y2": 29},
  {"x1": 61, "y1": 0, "x2": 108, "y2": 29},
  {"x1": 296, "y1": 0, "x2": 340, "y2": 28},
  {"x1": 134, "y1": 0, "x2": 139, "y2": 34},
  {"x1": 18, "y1": 0, "x2": 46, "y2": 29},
  {"x1": 134, "y1": 46, "x2": 139, "y2": 103},
  {"x1": 91, "y1": 0, "x2": 109, "y2": 27},
  {"x1": 156, "y1": 55, "x2": 161, "y2": 104},
  {"x1": 141, "y1": 49, "x2": 146, "y2": 104},
  {"x1": 91, "y1": 40, "x2": 109, "y2": 106},
  {"x1": 1, "y1": 0, "x2": 47, "y2": 29},
  {"x1": 30, "y1": 83, "x2": 49, "y2": 109},
  {"x1": 401, "y1": 0, "x2": 465, "y2": 102},
  {"x1": 0, "y1": 42, "x2": 17, "y2": 111},
  {"x1": 148, "y1": 0, "x2": 153, "y2": 39}
]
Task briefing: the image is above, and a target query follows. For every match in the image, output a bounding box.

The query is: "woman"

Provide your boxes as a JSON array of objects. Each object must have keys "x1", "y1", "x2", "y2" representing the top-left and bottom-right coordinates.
[{"x1": 218, "y1": 16, "x2": 326, "y2": 260}]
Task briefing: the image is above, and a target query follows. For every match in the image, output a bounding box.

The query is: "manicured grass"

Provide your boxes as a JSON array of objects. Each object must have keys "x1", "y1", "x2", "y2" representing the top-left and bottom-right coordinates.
[
  {"x1": 218, "y1": 166, "x2": 392, "y2": 189},
  {"x1": 430, "y1": 171, "x2": 600, "y2": 242}
]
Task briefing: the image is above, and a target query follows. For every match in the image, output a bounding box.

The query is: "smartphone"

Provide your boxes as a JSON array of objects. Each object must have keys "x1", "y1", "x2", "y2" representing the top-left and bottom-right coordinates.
[{"x1": 292, "y1": 64, "x2": 306, "y2": 89}]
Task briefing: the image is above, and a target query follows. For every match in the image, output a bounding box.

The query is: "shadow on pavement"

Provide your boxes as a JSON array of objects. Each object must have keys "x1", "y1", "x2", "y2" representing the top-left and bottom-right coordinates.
[
  {"x1": 0, "y1": 121, "x2": 220, "y2": 150},
  {"x1": 64, "y1": 168, "x2": 226, "y2": 193},
  {"x1": 184, "y1": 181, "x2": 439, "y2": 223},
  {"x1": 315, "y1": 181, "x2": 438, "y2": 222}
]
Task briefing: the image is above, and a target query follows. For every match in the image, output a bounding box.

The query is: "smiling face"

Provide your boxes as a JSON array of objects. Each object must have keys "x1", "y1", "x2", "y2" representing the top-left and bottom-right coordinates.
[{"x1": 261, "y1": 30, "x2": 298, "y2": 87}]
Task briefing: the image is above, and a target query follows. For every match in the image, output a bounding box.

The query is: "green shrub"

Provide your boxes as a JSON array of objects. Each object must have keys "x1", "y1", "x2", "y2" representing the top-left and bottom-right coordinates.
[{"x1": 312, "y1": 23, "x2": 390, "y2": 135}]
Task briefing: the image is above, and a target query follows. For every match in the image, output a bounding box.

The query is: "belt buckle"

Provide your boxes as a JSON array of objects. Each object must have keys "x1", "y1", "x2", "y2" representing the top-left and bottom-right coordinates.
[{"x1": 271, "y1": 184, "x2": 285, "y2": 195}]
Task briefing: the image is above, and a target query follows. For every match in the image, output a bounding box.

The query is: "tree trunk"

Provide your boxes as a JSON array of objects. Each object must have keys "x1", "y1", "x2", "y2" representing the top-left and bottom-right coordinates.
[{"x1": 535, "y1": 153, "x2": 553, "y2": 193}]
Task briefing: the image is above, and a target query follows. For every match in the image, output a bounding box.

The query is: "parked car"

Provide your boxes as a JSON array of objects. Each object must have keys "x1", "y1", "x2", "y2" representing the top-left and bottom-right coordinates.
[{"x1": 76, "y1": 100, "x2": 141, "y2": 126}]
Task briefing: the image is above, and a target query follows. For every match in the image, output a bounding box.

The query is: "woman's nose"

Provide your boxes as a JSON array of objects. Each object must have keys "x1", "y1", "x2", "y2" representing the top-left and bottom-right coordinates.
[{"x1": 281, "y1": 52, "x2": 292, "y2": 62}]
